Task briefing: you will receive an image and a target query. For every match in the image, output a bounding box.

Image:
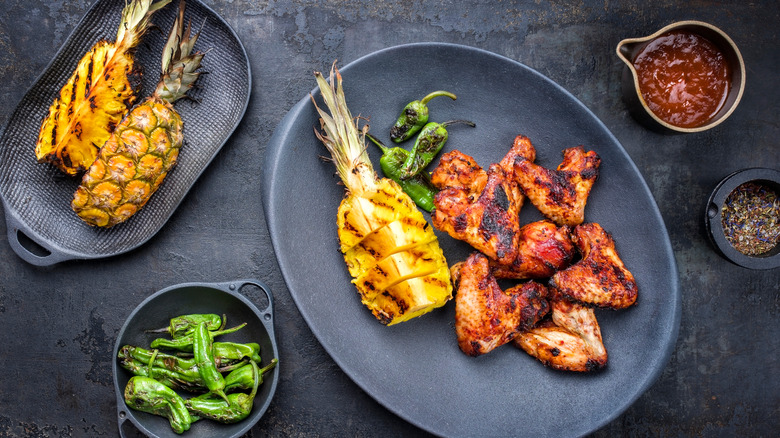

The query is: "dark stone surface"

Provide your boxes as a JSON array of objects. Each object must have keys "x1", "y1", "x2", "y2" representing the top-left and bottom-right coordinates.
[{"x1": 0, "y1": 1, "x2": 777, "y2": 436}]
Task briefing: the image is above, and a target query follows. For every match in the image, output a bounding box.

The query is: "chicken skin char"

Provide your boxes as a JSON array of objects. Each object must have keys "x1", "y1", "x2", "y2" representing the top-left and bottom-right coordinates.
[
  {"x1": 550, "y1": 222, "x2": 638, "y2": 309},
  {"x1": 513, "y1": 144, "x2": 601, "y2": 226},
  {"x1": 454, "y1": 252, "x2": 550, "y2": 357}
]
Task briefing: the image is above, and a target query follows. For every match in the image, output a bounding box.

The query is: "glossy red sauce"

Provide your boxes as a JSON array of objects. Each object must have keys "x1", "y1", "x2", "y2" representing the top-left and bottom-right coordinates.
[{"x1": 633, "y1": 30, "x2": 731, "y2": 128}]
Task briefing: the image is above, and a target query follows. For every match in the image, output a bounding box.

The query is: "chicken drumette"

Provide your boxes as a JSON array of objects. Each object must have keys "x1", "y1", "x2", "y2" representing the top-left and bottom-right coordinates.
[
  {"x1": 550, "y1": 222, "x2": 638, "y2": 309},
  {"x1": 454, "y1": 252, "x2": 550, "y2": 357},
  {"x1": 489, "y1": 220, "x2": 576, "y2": 280},
  {"x1": 513, "y1": 144, "x2": 601, "y2": 226}
]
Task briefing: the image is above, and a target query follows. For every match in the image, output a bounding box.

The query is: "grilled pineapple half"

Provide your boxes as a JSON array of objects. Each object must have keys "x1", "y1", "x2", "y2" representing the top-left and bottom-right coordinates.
[
  {"x1": 72, "y1": 0, "x2": 203, "y2": 227},
  {"x1": 35, "y1": 0, "x2": 172, "y2": 175},
  {"x1": 312, "y1": 64, "x2": 453, "y2": 326}
]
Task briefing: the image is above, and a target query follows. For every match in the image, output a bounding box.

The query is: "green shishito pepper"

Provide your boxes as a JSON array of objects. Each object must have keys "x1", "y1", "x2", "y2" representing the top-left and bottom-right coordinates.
[
  {"x1": 194, "y1": 322, "x2": 230, "y2": 403},
  {"x1": 400, "y1": 119, "x2": 475, "y2": 179},
  {"x1": 150, "y1": 323, "x2": 246, "y2": 352},
  {"x1": 186, "y1": 358, "x2": 278, "y2": 423},
  {"x1": 224, "y1": 358, "x2": 278, "y2": 392},
  {"x1": 146, "y1": 313, "x2": 223, "y2": 339},
  {"x1": 124, "y1": 376, "x2": 196, "y2": 434},
  {"x1": 390, "y1": 90, "x2": 457, "y2": 143},
  {"x1": 366, "y1": 133, "x2": 437, "y2": 212}
]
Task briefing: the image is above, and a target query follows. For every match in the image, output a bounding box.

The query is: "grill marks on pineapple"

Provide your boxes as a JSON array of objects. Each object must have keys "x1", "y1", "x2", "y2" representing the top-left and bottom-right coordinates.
[
  {"x1": 35, "y1": 41, "x2": 141, "y2": 175},
  {"x1": 338, "y1": 179, "x2": 452, "y2": 325}
]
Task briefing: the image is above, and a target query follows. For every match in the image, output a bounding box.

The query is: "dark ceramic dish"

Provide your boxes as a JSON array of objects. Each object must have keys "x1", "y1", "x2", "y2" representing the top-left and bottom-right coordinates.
[
  {"x1": 263, "y1": 43, "x2": 681, "y2": 437},
  {"x1": 705, "y1": 168, "x2": 780, "y2": 269},
  {"x1": 0, "y1": 0, "x2": 250, "y2": 266},
  {"x1": 616, "y1": 20, "x2": 745, "y2": 134},
  {"x1": 113, "y1": 280, "x2": 279, "y2": 438}
]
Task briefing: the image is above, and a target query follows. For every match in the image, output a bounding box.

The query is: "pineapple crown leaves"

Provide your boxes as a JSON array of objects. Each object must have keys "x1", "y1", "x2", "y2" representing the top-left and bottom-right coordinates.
[
  {"x1": 154, "y1": 0, "x2": 206, "y2": 103},
  {"x1": 116, "y1": 0, "x2": 173, "y2": 48},
  {"x1": 311, "y1": 62, "x2": 377, "y2": 195}
]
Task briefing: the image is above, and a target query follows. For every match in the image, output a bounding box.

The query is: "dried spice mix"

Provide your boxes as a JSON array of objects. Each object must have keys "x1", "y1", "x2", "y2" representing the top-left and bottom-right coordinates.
[{"x1": 721, "y1": 182, "x2": 780, "y2": 255}]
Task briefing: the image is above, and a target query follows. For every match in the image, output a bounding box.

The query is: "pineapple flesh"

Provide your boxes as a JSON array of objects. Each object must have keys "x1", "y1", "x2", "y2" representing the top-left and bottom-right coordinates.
[
  {"x1": 35, "y1": 0, "x2": 172, "y2": 175},
  {"x1": 313, "y1": 64, "x2": 453, "y2": 326},
  {"x1": 71, "y1": 0, "x2": 203, "y2": 227}
]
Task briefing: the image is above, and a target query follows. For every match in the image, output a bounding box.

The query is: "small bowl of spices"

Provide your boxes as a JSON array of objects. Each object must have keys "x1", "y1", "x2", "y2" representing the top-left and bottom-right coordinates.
[
  {"x1": 616, "y1": 21, "x2": 746, "y2": 133},
  {"x1": 705, "y1": 168, "x2": 780, "y2": 269}
]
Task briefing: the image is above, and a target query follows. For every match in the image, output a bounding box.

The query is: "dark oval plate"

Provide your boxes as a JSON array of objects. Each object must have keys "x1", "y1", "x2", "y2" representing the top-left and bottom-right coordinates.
[
  {"x1": 113, "y1": 280, "x2": 279, "y2": 438},
  {"x1": 0, "y1": 0, "x2": 250, "y2": 266},
  {"x1": 263, "y1": 43, "x2": 681, "y2": 437}
]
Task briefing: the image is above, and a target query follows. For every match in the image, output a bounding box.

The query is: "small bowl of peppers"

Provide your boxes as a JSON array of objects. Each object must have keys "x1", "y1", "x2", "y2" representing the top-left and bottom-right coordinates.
[
  {"x1": 113, "y1": 280, "x2": 280, "y2": 437},
  {"x1": 705, "y1": 168, "x2": 780, "y2": 269}
]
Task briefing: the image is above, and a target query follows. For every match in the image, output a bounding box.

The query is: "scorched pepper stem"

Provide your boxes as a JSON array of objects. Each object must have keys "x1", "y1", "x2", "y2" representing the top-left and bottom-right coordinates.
[
  {"x1": 193, "y1": 321, "x2": 230, "y2": 403},
  {"x1": 399, "y1": 119, "x2": 475, "y2": 179},
  {"x1": 366, "y1": 133, "x2": 437, "y2": 212},
  {"x1": 390, "y1": 90, "x2": 457, "y2": 143}
]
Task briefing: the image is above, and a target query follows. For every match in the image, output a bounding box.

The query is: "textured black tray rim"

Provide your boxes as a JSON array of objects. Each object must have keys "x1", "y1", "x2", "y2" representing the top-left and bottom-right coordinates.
[
  {"x1": 262, "y1": 42, "x2": 682, "y2": 437},
  {"x1": 0, "y1": 0, "x2": 252, "y2": 266},
  {"x1": 112, "y1": 279, "x2": 279, "y2": 438}
]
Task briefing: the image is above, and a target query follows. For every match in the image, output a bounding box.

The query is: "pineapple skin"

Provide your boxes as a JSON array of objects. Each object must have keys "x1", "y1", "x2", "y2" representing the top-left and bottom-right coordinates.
[
  {"x1": 35, "y1": 41, "x2": 141, "y2": 175},
  {"x1": 339, "y1": 178, "x2": 453, "y2": 326},
  {"x1": 71, "y1": 97, "x2": 182, "y2": 227}
]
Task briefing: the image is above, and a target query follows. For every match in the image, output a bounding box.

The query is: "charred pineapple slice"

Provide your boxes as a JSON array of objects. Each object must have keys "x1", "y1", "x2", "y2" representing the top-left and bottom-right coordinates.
[
  {"x1": 35, "y1": 0, "x2": 171, "y2": 175},
  {"x1": 313, "y1": 64, "x2": 453, "y2": 326},
  {"x1": 72, "y1": 0, "x2": 202, "y2": 227}
]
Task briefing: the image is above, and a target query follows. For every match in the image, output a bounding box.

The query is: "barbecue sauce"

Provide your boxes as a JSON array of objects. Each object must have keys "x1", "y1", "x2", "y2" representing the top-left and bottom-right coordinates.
[{"x1": 633, "y1": 30, "x2": 731, "y2": 128}]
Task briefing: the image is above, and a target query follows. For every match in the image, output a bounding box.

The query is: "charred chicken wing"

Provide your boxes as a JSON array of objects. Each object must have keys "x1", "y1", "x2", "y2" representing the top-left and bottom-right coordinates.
[
  {"x1": 550, "y1": 223, "x2": 638, "y2": 309},
  {"x1": 432, "y1": 159, "x2": 523, "y2": 265},
  {"x1": 454, "y1": 252, "x2": 550, "y2": 357},
  {"x1": 514, "y1": 291, "x2": 607, "y2": 372},
  {"x1": 489, "y1": 220, "x2": 576, "y2": 280},
  {"x1": 513, "y1": 145, "x2": 601, "y2": 226}
]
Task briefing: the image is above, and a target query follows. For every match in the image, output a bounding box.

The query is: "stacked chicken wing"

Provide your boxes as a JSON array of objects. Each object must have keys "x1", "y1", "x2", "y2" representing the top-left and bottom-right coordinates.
[{"x1": 431, "y1": 134, "x2": 637, "y2": 372}]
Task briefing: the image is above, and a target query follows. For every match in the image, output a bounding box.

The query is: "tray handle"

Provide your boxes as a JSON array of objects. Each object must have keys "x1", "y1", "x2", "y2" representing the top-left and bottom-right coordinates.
[{"x1": 5, "y1": 212, "x2": 74, "y2": 266}]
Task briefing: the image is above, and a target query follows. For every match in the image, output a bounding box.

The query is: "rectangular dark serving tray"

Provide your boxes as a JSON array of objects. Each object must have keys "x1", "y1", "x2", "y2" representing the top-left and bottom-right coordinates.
[{"x1": 0, "y1": 0, "x2": 250, "y2": 266}]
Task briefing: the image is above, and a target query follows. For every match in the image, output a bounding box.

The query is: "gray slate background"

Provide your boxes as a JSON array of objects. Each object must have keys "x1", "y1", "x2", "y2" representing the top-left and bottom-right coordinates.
[{"x1": 0, "y1": 0, "x2": 777, "y2": 436}]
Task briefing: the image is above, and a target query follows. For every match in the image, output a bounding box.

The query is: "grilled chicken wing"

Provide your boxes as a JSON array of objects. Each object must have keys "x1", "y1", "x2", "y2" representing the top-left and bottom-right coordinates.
[
  {"x1": 499, "y1": 134, "x2": 536, "y2": 176},
  {"x1": 513, "y1": 145, "x2": 601, "y2": 226},
  {"x1": 550, "y1": 222, "x2": 637, "y2": 309},
  {"x1": 514, "y1": 291, "x2": 607, "y2": 372},
  {"x1": 489, "y1": 220, "x2": 576, "y2": 279},
  {"x1": 432, "y1": 160, "x2": 523, "y2": 265},
  {"x1": 454, "y1": 252, "x2": 550, "y2": 357},
  {"x1": 431, "y1": 149, "x2": 487, "y2": 194}
]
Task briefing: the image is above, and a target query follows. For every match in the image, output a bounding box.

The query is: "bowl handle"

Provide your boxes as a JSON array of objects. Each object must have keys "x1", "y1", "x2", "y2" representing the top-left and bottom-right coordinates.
[{"x1": 228, "y1": 279, "x2": 275, "y2": 335}]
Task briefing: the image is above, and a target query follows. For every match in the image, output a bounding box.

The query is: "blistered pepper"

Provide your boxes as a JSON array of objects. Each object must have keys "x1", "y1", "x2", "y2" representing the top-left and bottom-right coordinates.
[
  {"x1": 194, "y1": 321, "x2": 229, "y2": 402},
  {"x1": 150, "y1": 323, "x2": 246, "y2": 352},
  {"x1": 366, "y1": 133, "x2": 437, "y2": 212},
  {"x1": 223, "y1": 358, "x2": 278, "y2": 392},
  {"x1": 124, "y1": 376, "x2": 196, "y2": 434},
  {"x1": 390, "y1": 90, "x2": 457, "y2": 143},
  {"x1": 120, "y1": 356, "x2": 206, "y2": 392},
  {"x1": 186, "y1": 358, "x2": 278, "y2": 423},
  {"x1": 146, "y1": 313, "x2": 224, "y2": 339},
  {"x1": 212, "y1": 342, "x2": 262, "y2": 364},
  {"x1": 400, "y1": 120, "x2": 475, "y2": 179}
]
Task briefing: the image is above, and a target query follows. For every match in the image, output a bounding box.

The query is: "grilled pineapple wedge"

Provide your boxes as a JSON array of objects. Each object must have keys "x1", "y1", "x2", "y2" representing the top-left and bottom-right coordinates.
[
  {"x1": 35, "y1": 0, "x2": 172, "y2": 176},
  {"x1": 72, "y1": 0, "x2": 203, "y2": 227},
  {"x1": 312, "y1": 64, "x2": 452, "y2": 326}
]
